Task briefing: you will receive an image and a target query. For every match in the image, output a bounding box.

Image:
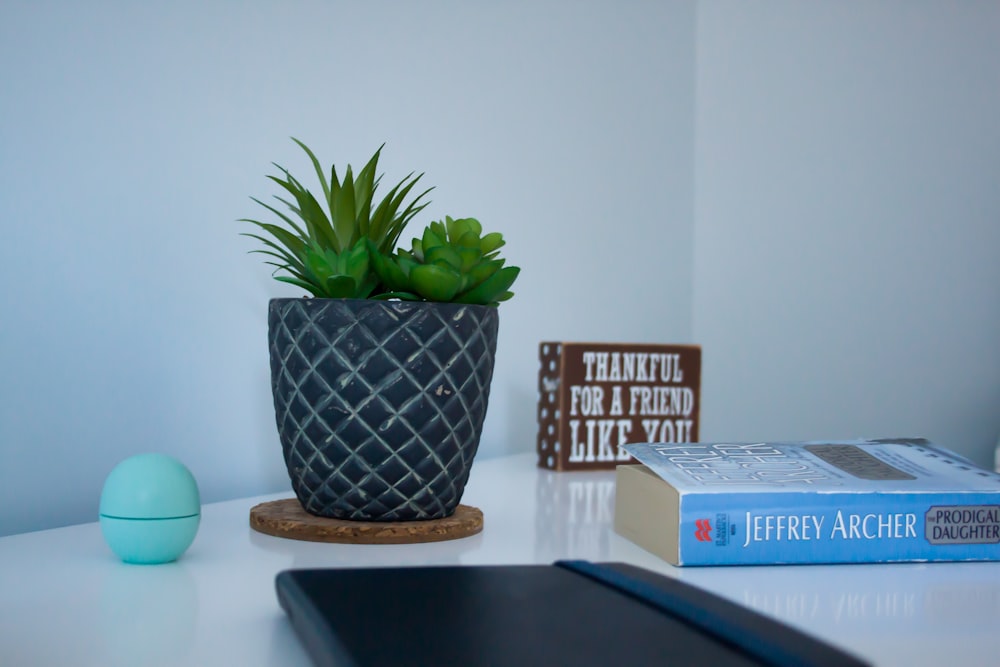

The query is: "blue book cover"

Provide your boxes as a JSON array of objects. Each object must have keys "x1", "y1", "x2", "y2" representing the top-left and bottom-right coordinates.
[{"x1": 617, "y1": 439, "x2": 1000, "y2": 566}]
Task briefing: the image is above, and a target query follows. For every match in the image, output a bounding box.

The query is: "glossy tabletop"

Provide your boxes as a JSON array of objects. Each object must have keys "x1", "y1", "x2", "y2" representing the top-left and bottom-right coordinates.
[{"x1": 2, "y1": 453, "x2": 998, "y2": 666}]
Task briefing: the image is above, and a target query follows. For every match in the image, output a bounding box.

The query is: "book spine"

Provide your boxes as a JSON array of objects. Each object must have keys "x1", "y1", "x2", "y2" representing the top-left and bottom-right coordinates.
[{"x1": 677, "y1": 492, "x2": 1000, "y2": 565}]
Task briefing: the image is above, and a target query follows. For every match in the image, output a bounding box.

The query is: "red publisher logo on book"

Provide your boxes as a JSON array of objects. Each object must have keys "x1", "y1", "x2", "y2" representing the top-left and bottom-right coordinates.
[{"x1": 695, "y1": 519, "x2": 712, "y2": 542}]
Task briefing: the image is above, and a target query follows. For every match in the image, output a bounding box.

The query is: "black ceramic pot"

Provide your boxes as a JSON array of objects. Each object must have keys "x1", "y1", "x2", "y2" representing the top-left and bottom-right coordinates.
[{"x1": 267, "y1": 298, "x2": 499, "y2": 521}]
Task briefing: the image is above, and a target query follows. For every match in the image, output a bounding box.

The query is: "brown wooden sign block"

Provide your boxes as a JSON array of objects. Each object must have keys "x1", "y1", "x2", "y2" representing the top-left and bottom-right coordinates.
[{"x1": 537, "y1": 342, "x2": 701, "y2": 471}]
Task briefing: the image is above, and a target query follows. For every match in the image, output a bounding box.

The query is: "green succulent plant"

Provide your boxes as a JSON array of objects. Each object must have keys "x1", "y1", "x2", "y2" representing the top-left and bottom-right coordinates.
[
  {"x1": 240, "y1": 139, "x2": 432, "y2": 298},
  {"x1": 370, "y1": 216, "x2": 520, "y2": 306}
]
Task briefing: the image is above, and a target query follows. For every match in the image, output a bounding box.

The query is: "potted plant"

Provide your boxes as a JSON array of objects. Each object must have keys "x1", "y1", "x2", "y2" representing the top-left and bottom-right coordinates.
[{"x1": 242, "y1": 139, "x2": 519, "y2": 522}]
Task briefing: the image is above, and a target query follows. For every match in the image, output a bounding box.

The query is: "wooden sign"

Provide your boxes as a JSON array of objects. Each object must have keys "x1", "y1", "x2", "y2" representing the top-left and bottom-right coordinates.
[{"x1": 537, "y1": 342, "x2": 701, "y2": 471}]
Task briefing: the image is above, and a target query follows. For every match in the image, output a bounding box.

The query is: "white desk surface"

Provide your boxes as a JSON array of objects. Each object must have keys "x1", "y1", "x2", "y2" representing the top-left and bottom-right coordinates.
[{"x1": 2, "y1": 452, "x2": 998, "y2": 667}]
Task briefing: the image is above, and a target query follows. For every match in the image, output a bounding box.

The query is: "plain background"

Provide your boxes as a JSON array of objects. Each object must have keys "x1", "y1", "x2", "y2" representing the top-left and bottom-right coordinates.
[{"x1": 1, "y1": 1, "x2": 997, "y2": 536}]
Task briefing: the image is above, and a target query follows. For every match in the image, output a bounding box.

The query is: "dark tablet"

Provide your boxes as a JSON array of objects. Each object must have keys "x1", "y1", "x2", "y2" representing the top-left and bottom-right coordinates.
[{"x1": 276, "y1": 560, "x2": 868, "y2": 667}]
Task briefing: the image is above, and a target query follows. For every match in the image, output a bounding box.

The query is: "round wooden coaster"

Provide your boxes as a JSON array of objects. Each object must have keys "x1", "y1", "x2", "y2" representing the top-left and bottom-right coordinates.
[{"x1": 249, "y1": 498, "x2": 483, "y2": 544}]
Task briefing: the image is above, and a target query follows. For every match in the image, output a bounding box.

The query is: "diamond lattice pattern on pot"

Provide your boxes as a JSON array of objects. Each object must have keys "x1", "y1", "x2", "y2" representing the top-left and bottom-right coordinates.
[{"x1": 268, "y1": 300, "x2": 498, "y2": 520}]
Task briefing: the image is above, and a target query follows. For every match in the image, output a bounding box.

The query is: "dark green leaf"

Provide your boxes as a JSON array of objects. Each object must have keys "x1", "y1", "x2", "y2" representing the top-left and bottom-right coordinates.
[
  {"x1": 369, "y1": 245, "x2": 412, "y2": 292},
  {"x1": 369, "y1": 175, "x2": 433, "y2": 252},
  {"x1": 304, "y1": 248, "x2": 334, "y2": 283},
  {"x1": 262, "y1": 261, "x2": 311, "y2": 284},
  {"x1": 291, "y1": 138, "x2": 331, "y2": 207},
  {"x1": 243, "y1": 220, "x2": 308, "y2": 258},
  {"x1": 457, "y1": 247, "x2": 481, "y2": 272},
  {"x1": 353, "y1": 144, "x2": 383, "y2": 228},
  {"x1": 410, "y1": 264, "x2": 462, "y2": 301},
  {"x1": 342, "y1": 238, "x2": 371, "y2": 283},
  {"x1": 296, "y1": 188, "x2": 339, "y2": 252},
  {"x1": 422, "y1": 226, "x2": 445, "y2": 252},
  {"x1": 396, "y1": 253, "x2": 419, "y2": 274},
  {"x1": 250, "y1": 249, "x2": 306, "y2": 276},
  {"x1": 429, "y1": 220, "x2": 447, "y2": 241},
  {"x1": 456, "y1": 266, "x2": 520, "y2": 304},
  {"x1": 456, "y1": 230, "x2": 480, "y2": 250},
  {"x1": 331, "y1": 165, "x2": 358, "y2": 249},
  {"x1": 467, "y1": 259, "x2": 501, "y2": 286},
  {"x1": 241, "y1": 233, "x2": 305, "y2": 268},
  {"x1": 481, "y1": 232, "x2": 505, "y2": 254},
  {"x1": 246, "y1": 199, "x2": 308, "y2": 240},
  {"x1": 275, "y1": 275, "x2": 322, "y2": 296},
  {"x1": 463, "y1": 217, "x2": 482, "y2": 237},
  {"x1": 425, "y1": 244, "x2": 463, "y2": 270},
  {"x1": 324, "y1": 275, "x2": 358, "y2": 298}
]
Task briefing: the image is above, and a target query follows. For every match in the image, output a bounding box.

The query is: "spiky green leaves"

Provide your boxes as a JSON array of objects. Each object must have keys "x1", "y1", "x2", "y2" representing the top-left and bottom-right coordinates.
[
  {"x1": 241, "y1": 141, "x2": 519, "y2": 304},
  {"x1": 370, "y1": 216, "x2": 520, "y2": 306},
  {"x1": 241, "y1": 139, "x2": 433, "y2": 298}
]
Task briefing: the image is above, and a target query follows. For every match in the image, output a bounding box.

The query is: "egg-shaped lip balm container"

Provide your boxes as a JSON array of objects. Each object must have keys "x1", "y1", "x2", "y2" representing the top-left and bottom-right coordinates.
[{"x1": 99, "y1": 453, "x2": 201, "y2": 565}]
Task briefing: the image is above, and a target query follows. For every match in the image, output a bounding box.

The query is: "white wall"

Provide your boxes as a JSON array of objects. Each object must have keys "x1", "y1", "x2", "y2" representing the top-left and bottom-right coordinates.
[
  {"x1": 693, "y1": 2, "x2": 1000, "y2": 458},
  {"x1": 0, "y1": 1, "x2": 696, "y2": 535},
  {"x1": 4, "y1": 2, "x2": 998, "y2": 538}
]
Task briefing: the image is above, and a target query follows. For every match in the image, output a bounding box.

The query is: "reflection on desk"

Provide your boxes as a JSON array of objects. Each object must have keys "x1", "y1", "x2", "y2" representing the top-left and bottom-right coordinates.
[
  {"x1": 535, "y1": 467, "x2": 616, "y2": 561},
  {"x1": 2, "y1": 453, "x2": 999, "y2": 667}
]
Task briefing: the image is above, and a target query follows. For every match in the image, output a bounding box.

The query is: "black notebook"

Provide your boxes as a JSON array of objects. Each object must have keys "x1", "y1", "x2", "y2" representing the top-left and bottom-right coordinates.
[{"x1": 275, "y1": 560, "x2": 869, "y2": 667}]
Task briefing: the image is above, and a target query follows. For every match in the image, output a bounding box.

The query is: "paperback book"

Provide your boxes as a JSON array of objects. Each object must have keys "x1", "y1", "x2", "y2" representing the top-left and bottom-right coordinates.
[{"x1": 614, "y1": 438, "x2": 1000, "y2": 566}]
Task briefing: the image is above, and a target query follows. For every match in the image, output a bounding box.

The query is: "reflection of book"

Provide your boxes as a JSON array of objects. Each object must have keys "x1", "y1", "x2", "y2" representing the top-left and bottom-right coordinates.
[
  {"x1": 615, "y1": 439, "x2": 1000, "y2": 566},
  {"x1": 672, "y1": 561, "x2": 1000, "y2": 633}
]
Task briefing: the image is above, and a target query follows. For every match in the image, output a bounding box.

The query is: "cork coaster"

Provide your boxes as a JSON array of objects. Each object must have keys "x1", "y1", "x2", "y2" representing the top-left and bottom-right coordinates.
[{"x1": 249, "y1": 498, "x2": 483, "y2": 544}]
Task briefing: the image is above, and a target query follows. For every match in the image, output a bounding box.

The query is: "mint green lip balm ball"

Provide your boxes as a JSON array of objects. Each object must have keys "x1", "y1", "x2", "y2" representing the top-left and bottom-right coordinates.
[{"x1": 99, "y1": 454, "x2": 201, "y2": 564}]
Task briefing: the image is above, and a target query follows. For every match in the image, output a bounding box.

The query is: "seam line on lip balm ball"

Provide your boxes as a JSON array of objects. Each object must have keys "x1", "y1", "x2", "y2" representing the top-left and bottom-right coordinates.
[{"x1": 99, "y1": 513, "x2": 200, "y2": 520}]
